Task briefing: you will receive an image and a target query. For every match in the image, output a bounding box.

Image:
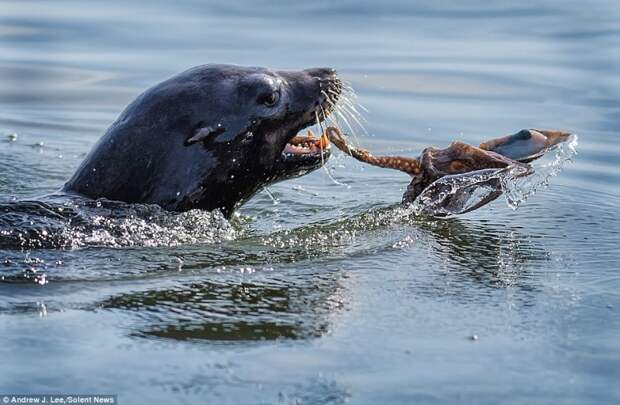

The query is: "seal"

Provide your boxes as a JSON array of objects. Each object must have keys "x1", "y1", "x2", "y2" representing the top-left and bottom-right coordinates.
[
  {"x1": 326, "y1": 126, "x2": 572, "y2": 212},
  {"x1": 63, "y1": 64, "x2": 341, "y2": 217}
]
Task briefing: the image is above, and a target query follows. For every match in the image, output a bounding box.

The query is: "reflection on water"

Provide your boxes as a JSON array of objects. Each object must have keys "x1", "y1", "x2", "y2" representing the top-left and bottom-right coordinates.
[
  {"x1": 90, "y1": 210, "x2": 549, "y2": 343},
  {"x1": 101, "y1": 271, "x2": 345, "y2": 342},
  {"x1": 421, "y1": 217, "x2": 548, "y2": 288},
  {"x1": 1, "y1": 0, "x2": 619, "y2": 403}
]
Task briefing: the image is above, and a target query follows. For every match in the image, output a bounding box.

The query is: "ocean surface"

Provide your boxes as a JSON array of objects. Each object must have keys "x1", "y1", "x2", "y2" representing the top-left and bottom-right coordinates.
[{"x1": 1, "y1": 1, "x2": 619, "y2": 403}]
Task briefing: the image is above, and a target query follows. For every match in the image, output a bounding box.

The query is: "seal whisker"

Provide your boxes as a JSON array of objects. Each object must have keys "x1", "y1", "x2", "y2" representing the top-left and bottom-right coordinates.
[
  {"x1": 337, "y1": 86, "x2": 370, "y2": 144},
  {"x1": 327, "y1": 88, "x2": 341, "y2": 97},
  {"x1": 340, "y1": 103, "x2": 369, "y2": 138},
  {"x1": 321, "y1": 90, "x2": 337, "y2": 110},
  {"x1": 340, "y1": 82, "x2": 358, "y2": 101},
  {"x1": 321, "y1": 100, "x2": 347, "y2": 147},
  {"x1": 327, "y1": 107, "x2": 359, "y2": 156},
  {"x1": 316, "y1": 108, "x2": 348, "y2": 187},
  {"x1": 335, "y1": 110, "x2": 360, "y2": 147},
  {"x1": 341, "y1": 105, "x2": 366, "y2": 125},
  {"x1": 340, "y1": 97, "x2": 367, "y2": 122},
  {"x1": 320, "y1": 90, "x2": 353, "y2": 149},
  {"x1": 329, "y1": 95, "x2": 361, "y2": 148},
  {"x1": 315, "y1": 110, "x2": 327, "y2": 166}
]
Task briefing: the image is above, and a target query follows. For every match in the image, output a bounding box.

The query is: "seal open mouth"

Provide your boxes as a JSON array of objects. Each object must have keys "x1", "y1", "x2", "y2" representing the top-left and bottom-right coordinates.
[
  {"x1": 283, "y1": 130, "x2": 331, "y2": 159},
  {"x1": 271, "y1": 68, "x2": 341, "y2": 181},
  {"x1": 273, "y1": 128, "x2": 332, "y2": 182},
  {"x1": 281, "y1": 69, "x2": 340, "y2": 164}
]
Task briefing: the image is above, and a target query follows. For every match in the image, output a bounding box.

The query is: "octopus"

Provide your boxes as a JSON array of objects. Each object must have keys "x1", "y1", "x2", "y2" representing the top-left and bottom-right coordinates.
[{"x1": 324, "y1": 126, "x2": 572, "y2": 214}]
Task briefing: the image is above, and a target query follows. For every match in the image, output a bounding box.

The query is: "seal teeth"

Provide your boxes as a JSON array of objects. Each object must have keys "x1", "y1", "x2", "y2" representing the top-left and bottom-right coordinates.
[{"x1": 283, "y1": 127, "x2": 331, "y2": 158}]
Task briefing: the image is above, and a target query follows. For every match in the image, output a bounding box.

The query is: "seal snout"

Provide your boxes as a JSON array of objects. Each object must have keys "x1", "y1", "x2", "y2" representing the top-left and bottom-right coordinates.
[
  {"x1": 308, "y1": 67, "x2": 341, "y2": 95},
  {"x1": 304, "y1": 67, "x2": 342, "y2": 120},
  {"x1": 266, "y1": 67, "x2": 342, "y2": 183}
]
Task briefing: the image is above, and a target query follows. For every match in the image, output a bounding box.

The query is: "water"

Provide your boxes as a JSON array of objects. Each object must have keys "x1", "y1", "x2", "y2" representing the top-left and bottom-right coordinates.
[{"x1": 1, "y1": 1, "x2": 619, "y2": 403}]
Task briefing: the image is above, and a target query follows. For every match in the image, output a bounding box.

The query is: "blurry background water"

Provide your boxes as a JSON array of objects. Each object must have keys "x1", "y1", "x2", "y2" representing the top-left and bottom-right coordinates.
[{"x1": 1, "y1": 0, "x2": 619, "y2": 403}]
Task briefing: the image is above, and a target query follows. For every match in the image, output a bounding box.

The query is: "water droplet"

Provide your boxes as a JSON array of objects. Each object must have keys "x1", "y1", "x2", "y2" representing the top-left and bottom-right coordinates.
[
  {"x1": 35, "y1": 274, "x2": 48, "y2": 285},
  {"x1": 38, "y1": 302, "x2": 48, "y2": 316}
]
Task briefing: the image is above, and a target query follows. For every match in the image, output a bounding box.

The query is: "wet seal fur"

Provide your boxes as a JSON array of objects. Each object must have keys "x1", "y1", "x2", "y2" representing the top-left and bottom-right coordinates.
[{"x1": 64, "y1": 64, "x2": 341, "y2": 217}]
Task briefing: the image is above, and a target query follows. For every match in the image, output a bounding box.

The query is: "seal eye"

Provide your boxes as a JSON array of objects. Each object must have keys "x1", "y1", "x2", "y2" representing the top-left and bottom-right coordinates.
[{"x1": 257, "y1": 91, "x2": 280, "y2": 107}]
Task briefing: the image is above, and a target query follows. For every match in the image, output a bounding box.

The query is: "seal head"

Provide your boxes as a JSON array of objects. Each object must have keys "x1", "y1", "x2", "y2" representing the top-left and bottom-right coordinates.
[{"x1": 64, "y1": 64, "x2": 341, "y2": 217}]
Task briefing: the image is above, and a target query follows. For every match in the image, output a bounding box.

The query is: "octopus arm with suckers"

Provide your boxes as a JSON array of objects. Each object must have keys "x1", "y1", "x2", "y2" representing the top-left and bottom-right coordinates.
[{"x1": 325, "y1": 126, "x2": 573, "y2": 215}]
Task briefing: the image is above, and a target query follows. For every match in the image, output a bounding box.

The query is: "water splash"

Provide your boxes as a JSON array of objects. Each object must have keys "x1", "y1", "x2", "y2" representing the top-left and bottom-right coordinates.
[
  {"x1": 502, "y1": 134, "x2": 578, "y2": 209},
  {"x1": 409, "y1": 166, "x2": 525, "y2": 216},
  {"x1": 410, "y1": 135, "x2": 578, "y2": 216},
  {"x1": 0, "y1": 197, "x2": 237, "y2": 249}
]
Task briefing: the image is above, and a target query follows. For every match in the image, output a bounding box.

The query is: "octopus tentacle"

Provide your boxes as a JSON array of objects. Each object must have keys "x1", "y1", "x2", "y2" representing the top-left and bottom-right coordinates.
[
  {"x1": 479, "y1": 129, "x2": 572, "y2": 163},
  {"x1": 325, "y1": 127, "x2": 422, "y2": 175},
  {"x1": 325, "y1": 126, "x2": 572, "y2": 213}
]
